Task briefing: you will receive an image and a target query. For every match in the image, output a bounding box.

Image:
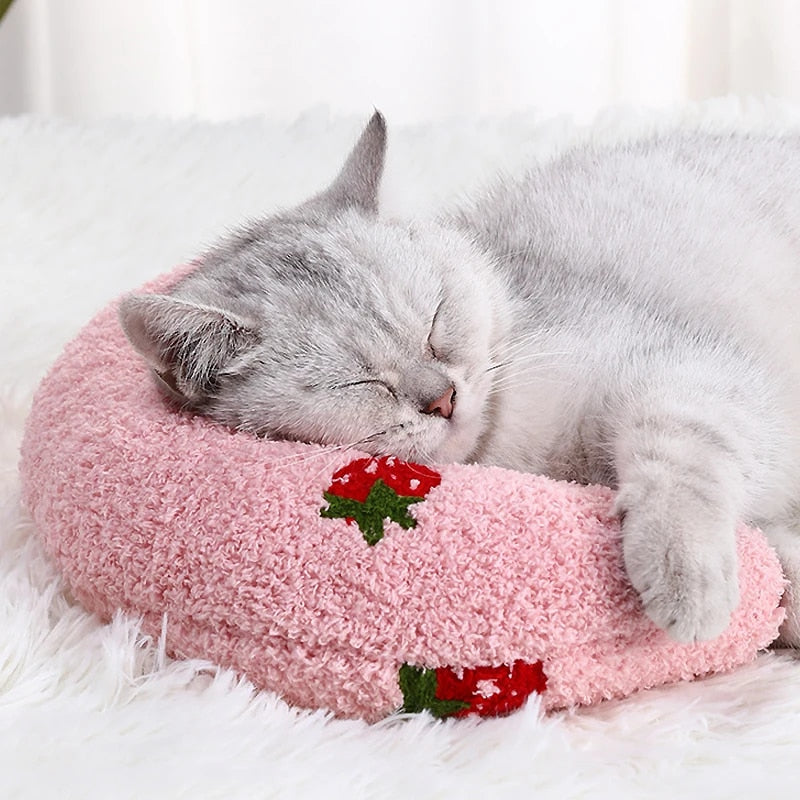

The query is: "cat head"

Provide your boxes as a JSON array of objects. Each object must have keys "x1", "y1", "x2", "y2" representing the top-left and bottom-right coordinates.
[{"x1": 119, "y1": 112, "x2": 506, "y2": 464}]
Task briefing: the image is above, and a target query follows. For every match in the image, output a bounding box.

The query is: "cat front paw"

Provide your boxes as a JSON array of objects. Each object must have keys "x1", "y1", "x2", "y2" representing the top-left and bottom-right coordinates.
[{"x1": 619, "y1": 503, "x2": 740, "y2": 643}]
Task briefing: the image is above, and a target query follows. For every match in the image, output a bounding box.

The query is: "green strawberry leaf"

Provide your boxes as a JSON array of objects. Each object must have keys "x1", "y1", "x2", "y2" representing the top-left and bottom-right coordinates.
[
  {"x1": 398, "y1": 664, "x2": 470, "y2": 718},
  {"x1": 321, "y1": 479, "x2": 424, "y2": 545}
]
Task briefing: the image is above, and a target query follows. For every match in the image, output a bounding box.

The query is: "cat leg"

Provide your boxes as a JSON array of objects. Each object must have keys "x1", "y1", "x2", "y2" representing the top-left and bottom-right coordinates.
[{"x1": 612, "y1": 407, "x2": 750, "y2": 643}]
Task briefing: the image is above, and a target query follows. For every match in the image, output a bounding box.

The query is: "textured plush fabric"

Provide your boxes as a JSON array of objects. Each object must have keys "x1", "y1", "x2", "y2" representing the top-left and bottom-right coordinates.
[{"x1": 19, "y1": 268, "x2": 785, "y2": 721}]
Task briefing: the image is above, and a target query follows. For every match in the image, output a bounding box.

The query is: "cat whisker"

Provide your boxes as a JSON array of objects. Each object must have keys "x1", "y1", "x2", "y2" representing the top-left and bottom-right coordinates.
[
  {"x1": 489, "y1": 374, "x2": 571, "y2": 394},
  {"x1": 269, "y1": 429, "x2": 390, "y2": 469},
  {"x1": 311, "y1": 426, "x2": 411, "y2": 481},
  {"x1": 497, "y1": 327, "x2": 554, "y2": 343},
  {"x1": 485, "y1": 350, "x2": 574, "y2": 373},
  {"x1": 269, "y1": 445, "x2": 356, "y2": 468},
  {"x1": 489, "y1": 360, "x2": 570, "y2": 383},
  {"x1": 494, "y1": 327, "x2": 567, "y2": 346},
  {"x1": 489, "y1": 331, "x2": 554, "y2": 354},
  {"x1": 489, "y1": 336, "x2": 570, "y2": 364}
]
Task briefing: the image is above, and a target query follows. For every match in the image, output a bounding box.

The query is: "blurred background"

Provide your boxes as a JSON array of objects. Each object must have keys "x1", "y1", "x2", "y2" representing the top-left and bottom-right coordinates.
[{"x1": 1, "y1": 0, "x2": 799, "y2": 123}]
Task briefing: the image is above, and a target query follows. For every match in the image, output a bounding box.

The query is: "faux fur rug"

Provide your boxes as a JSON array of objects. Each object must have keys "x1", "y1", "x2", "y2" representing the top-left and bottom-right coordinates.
[{"x1": 3, "y1": 98, "x2": 800, "y2": 799}]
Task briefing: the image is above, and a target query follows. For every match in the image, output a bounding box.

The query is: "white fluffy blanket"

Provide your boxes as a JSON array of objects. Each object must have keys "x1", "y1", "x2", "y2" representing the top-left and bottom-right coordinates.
[{"x1": 3, "y1": 99, "x2": 800, "y2": 799}]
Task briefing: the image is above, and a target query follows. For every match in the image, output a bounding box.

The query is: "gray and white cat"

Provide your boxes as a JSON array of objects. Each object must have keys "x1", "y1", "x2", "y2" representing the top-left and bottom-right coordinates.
[{"x1": 120, "y1": 112, "x2": 800, "y2": 646}]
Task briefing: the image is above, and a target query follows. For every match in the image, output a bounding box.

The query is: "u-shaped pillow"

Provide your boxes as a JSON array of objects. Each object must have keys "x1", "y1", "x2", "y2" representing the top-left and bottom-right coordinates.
[{"x1": 19, "y1": 268, "x2": 786, "y2": 720}]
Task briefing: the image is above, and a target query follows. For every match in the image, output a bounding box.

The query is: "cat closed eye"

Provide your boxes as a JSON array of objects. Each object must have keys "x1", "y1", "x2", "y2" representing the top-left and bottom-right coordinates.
[
  {"x1": 338, "y1": 378, "x2": 397, "y2": 398},
  {"x1": 427, "y1": 301, "x2": 447, "y2": 360}
]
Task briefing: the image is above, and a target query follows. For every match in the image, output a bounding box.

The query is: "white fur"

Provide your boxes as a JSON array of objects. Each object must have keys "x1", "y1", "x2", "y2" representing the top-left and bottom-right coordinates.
[{"x1": 6, "y1": 102, "x2": 800, "y2": 797}]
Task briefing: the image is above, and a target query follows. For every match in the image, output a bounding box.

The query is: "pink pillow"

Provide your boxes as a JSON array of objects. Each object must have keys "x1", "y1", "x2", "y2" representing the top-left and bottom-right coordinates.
[{"x1": 19, "y1": 268, "x2": 786, "y2": 721}]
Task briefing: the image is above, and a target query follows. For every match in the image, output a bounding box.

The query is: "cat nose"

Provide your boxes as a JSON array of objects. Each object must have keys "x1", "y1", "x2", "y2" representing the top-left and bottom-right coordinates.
[{"x1": 423, "y1": 386, "x2": 456, "y2": 419}]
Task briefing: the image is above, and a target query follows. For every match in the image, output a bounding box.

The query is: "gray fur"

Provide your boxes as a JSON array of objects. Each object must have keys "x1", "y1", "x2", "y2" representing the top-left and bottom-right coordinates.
[{"x1": 119, "y1": 113, "x2": 800, "y2": 645}]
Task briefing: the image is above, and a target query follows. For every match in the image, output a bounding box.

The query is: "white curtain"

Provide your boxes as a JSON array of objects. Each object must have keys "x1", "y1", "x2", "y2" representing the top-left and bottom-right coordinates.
[{"x1": 2, "y1": 0, "x2": 800, "y2": 123}]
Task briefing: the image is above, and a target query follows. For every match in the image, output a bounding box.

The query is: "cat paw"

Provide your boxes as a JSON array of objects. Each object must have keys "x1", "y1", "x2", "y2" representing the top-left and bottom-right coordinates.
[{"x1": 620, "y1": 505, "x2": 740, "y2": 643}]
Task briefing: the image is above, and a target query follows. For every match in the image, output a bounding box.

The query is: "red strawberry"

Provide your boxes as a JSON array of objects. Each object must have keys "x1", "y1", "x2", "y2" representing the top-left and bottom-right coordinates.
[
  {"x1": 321, "y1": 456, "x2": 441, "y2": 545},
  {"x1": 326, "y1": 456, "x2": 441, "y2": 503},
  {"x1": 399, "y1": 660, "x2": 548, "y2": 718}
]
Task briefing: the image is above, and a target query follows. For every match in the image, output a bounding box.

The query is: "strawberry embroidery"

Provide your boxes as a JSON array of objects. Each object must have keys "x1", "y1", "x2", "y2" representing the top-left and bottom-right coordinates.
[
  {"x1": 320, "y1": 456, "x2": 544, "y2": 719},
  {"x1": 320, "y1": 456, "x2": 441, "y2": 545},
  {"x1": 399, "y1": 660, "x2": 548, "y2": 718}
]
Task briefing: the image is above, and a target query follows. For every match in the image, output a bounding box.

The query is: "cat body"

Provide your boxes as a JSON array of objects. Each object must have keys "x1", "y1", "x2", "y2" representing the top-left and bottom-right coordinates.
[
  {"x1": 120, "y1": 114, "x2": 800, "y2": 645},
  {"x1": 461, "y1": 135, "x2": 800, "y2": 482}
]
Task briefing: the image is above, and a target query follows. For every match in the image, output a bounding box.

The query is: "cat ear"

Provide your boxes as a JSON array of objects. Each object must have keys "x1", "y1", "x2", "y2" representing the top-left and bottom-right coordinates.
[
  {"x1": 118, "y1": 293, "x2": 259, "y2": 403},
  {"x1": 311, "y1": 110, "x2": 387, "y2": 215}
]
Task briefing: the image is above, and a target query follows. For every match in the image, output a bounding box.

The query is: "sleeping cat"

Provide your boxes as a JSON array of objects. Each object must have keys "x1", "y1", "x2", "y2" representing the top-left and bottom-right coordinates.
[{"x1": 119, "y1": 112, "x2": 800, "y2": 647}]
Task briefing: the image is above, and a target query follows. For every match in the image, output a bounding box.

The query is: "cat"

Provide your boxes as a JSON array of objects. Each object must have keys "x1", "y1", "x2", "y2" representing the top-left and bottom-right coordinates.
[{"x1": 119, "y1": 111, "x2": 800, "y2": 647}]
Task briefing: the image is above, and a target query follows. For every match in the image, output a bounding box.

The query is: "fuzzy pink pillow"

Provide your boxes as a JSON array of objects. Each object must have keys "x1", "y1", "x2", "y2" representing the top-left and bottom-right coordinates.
[{"x1": 19, "y1": 269, "x2": 786, "y2": 721}]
